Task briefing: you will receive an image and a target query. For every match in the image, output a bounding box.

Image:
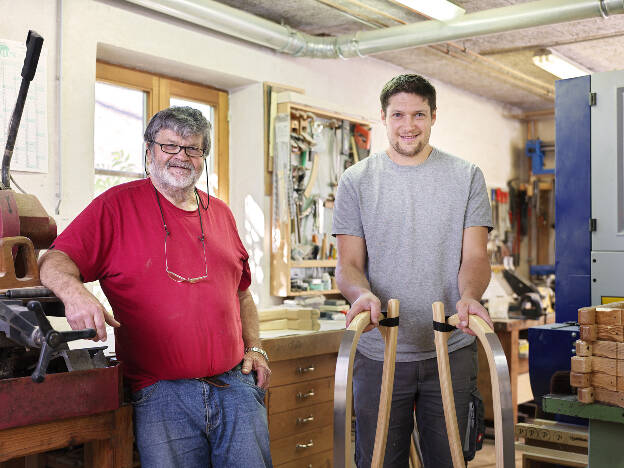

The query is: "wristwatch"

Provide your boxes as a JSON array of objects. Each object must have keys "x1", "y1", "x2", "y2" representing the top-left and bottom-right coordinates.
[{"x1": 244, "y1": 346, "x2": 269, "y2": 362}]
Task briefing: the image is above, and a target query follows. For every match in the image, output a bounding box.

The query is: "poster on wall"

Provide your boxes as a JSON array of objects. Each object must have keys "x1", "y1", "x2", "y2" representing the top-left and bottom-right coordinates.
[{"x1": 0, "y1": 38, "x2": 48, "y2": 173}]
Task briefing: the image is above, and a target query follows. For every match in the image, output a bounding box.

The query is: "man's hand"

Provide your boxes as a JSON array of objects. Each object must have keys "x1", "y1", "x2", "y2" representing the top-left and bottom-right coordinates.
[
  {"x1": 64, "y1": 288, "x2": 121, "y2": 342},
  {"x1": 346, "y1": 291, "x2": 382, "y2": 332},
  {"x1": 242, "y1": 351, "x2": 271, "y2": 389},
  {"x1": 455, "y1": 297, "x2": 494, "y2": 336}
]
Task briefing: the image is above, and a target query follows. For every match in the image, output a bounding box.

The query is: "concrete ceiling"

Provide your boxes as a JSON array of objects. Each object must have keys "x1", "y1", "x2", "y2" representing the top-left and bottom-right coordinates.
[{"x1": 212, "y1": 0, "x2": 624, "y2": 112}]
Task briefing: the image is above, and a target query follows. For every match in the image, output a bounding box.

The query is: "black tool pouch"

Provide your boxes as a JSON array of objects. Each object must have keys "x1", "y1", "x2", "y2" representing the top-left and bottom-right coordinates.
[{"x1": 463, "y1": 389, "x2": 485, "y2": 462}]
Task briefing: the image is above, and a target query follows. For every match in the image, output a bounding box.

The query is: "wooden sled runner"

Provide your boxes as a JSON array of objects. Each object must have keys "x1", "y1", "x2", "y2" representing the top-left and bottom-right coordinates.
[
  {"x1": 432, "y1": 301, "x2": 515, "y2": 468},
  {"x1": 333, "y1": 299, "x2": 400, "y2": 468}
]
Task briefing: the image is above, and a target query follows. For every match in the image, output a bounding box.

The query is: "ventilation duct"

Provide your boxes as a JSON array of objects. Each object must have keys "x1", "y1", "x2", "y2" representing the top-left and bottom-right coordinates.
[{"x1": 124, "y1": 0, "x2": 624, "y2": 59}]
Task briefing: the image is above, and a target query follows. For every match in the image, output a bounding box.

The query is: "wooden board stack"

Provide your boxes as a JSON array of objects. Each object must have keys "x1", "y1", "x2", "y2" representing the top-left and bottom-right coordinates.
[
  {"x1": 258, "y1": 307, "x2": 321, "y2": 331},
  {"x1": 570, "y1": 302, "x2": 624, "y2": 408}
]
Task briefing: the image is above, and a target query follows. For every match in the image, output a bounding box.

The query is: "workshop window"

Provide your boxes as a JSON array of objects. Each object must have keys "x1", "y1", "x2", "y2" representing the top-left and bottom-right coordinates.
[
  {"x1": 94, "y1": 62, "x2": 229, "y2": 203},
  {"x1": 94, "y1": 81, "x2": 147, "y2": 197}
]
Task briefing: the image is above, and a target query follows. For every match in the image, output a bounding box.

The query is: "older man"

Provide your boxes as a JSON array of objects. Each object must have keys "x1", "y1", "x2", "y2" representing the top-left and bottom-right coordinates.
[{"x1": 39, "y1": 106, "x2": 272, "y2": 467}]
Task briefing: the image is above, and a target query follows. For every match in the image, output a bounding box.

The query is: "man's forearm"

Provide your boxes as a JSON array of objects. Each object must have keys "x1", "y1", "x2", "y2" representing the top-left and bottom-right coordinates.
[
  {"x1": 39, "y1": 250, "x2": 86, "y2": 303},
  {"x1": 335, "y1": 263, "x2": 372, "y2": 304},
  {"x1": 458, "y1": 256, "x2": 491, "y2": 301},
  {"x1": 238, "y1": 289, "x2": 261, "y2": 348}
]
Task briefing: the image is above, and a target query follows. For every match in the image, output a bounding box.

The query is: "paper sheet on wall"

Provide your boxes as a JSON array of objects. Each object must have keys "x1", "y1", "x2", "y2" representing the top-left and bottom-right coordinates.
[{"x1": 0, "y1": 38, "x2": 48, "y2": 173}]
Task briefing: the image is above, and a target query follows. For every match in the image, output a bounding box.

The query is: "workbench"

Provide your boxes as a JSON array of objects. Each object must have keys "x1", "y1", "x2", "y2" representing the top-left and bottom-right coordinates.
[
  {"x1": 479, "y1": 313, "x2": 555, "y2": 423},
  {"x1": 543, "y1": 394, "x2": 624, "y2": 467},
  {"x1": 0, "y1": 405, "x2": 133, "y2": 468}
]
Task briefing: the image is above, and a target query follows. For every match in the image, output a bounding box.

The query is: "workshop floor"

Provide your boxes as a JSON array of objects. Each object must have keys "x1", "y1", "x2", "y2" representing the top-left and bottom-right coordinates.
[{"x1": 470, "y1": 439, "x2": 524, "y2": 467}]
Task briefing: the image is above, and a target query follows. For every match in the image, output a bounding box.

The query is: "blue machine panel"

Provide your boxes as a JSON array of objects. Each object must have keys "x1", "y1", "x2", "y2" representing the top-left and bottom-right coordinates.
[
  {"x1": 528, "y1": 323, "x2": 586, "y2": 425},
  {"x1": 555, "y1": 76, "x2": 591, "y2": 322}
]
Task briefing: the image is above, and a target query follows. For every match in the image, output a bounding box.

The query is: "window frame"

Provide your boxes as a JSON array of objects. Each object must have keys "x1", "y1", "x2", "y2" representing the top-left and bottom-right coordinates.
[{"x1": 95, "y1": 61, "x2": 230, "y2": 203}]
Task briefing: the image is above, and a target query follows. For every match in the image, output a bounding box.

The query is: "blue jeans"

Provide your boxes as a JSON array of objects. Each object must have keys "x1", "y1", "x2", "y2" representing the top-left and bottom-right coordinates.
[
  {"x1": 132, "y1": 367, "x2": 273, "y2": 468},
  {"x1": 353, "y1": 342, "x2": 479, "y2": 468}
]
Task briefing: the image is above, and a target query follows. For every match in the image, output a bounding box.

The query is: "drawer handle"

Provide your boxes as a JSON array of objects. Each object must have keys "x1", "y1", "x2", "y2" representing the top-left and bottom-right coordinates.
[
  {"x1": 296, "y1": 440, "x2": 314, "y2": 449},
  {"x1": 297, "y1": 366, "x2": 315, "y2": 374},
  {"x1": 296, "y1": 390, "x2": 315, "y2": 400},
  {"x1": 296, "y1": 415, "x2": 315, "y2": 424}
]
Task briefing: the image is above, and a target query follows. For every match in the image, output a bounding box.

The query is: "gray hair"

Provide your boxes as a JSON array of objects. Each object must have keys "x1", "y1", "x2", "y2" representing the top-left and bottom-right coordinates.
[{"x1": 144, "y1": 106, "x2": 212, "y2": 155}]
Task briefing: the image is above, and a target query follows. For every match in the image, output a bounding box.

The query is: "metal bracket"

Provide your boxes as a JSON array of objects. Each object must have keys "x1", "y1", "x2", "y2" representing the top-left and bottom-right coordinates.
[
  {"x1": 590, "y1": 218, "x2": 597, "y2": 232},
  {"x1": 589, "y1": 92, "x2": 597, "y2": 106}
]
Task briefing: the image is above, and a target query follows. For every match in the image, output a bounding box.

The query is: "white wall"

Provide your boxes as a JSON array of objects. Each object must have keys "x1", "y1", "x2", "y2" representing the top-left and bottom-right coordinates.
[{"x1": 1, "y1": 0, "x2": 524, "y2": 306}]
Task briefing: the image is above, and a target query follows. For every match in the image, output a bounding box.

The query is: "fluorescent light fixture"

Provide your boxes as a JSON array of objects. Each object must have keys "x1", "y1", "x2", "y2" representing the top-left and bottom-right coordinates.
[
  {"x1": 532, "y1": 48, "x2": 590, "y2": 79},
  {"x1": 391, "y1": 0, "x2": 465, "y2": 22}
]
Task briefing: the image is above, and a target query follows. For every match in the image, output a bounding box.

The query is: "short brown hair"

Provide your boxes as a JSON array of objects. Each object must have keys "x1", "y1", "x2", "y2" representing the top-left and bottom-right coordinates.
[{"x1": 380, "y1": 74, "x2": 436, "y2": 113}]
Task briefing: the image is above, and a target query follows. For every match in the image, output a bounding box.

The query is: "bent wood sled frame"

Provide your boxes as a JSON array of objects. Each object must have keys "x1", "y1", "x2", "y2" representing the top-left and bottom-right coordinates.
[
  {"x1": 432, "y1": 301, "x2": 515, "y2": 468},
  {"x1": 333, "y1": 299, "x2": 399, "y2": 468}
]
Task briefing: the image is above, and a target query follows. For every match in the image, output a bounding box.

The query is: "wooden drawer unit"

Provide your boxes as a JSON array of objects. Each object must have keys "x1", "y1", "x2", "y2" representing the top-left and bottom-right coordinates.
[
  {"x1": 269, "y1": 401, "x2": 333, "y2": 440},
  {"x1": 262, "y1": 330, "x2": 343, "y2": 468},
  {"x1": 270, "y1": 427, "x2": 333, "y2": 466},
  {"x1": 278, "y1": 449, "x2": 332, "y2": 468},
  {"x1": 270, "y1": 354, "x2": 337, "y2": 386},
  {"x1": 268, "y1": 376, "x2": 334, "y2": 414}
]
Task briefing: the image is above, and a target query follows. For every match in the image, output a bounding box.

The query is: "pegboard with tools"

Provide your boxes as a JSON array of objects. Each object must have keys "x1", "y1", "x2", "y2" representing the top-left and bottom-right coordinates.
[{"x1": 269, "y1": 95, "x2": 371, "y2": 297}]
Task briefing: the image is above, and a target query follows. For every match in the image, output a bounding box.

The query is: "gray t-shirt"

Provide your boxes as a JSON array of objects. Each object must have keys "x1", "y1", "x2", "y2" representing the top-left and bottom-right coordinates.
[{"x1": 332, "y1": 148, "x2": 493, "y2": 362}]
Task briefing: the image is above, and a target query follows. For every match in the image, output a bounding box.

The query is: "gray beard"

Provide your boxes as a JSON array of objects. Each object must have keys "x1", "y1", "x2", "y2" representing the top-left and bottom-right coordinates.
[{"x1": 151, "y1": 160, "x2": 202, "y2": 191}]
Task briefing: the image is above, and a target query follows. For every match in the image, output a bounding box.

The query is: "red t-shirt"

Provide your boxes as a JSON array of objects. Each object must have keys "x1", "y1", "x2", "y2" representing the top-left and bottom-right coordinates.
[{"x1": 51, "y1": 178, "x2": 251, "y2": 391}]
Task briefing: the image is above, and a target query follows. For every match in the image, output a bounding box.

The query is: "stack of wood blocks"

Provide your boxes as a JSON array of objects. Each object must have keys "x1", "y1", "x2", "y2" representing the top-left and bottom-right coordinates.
[
  {"x1": 570, "y1": 302, "x2": 624, "y2": 408},
  {"x1": 258, "y1": 307, "x2": 321, "y2": 331}
]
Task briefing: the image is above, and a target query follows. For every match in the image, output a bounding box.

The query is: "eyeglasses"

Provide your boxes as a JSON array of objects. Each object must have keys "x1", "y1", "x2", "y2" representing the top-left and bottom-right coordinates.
[
  {"x1": 151, "y1": 141, "x2": 205, "y2": 158},
  {"x1": 164, "y1": 233, "x2": 209, "y2": 283},
  {"x1": 153, "y1": 186, "x2": 209, "y2": 283}
]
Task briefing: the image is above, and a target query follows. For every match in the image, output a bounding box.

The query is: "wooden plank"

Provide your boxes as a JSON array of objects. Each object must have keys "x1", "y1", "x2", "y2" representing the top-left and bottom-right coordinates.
[
  {"x1": 571, "y1": 356, "x2": 592, "y2": 373},
  {"x1": 260, "y1": 319, "x2": 320, "y2": 331},
  {"x1": 618, "y1": 377, "x2": 624, "y2": 392},
  {"x1": 591, "y1": 372, "x2": 617, "y2": 391},
  {"x1": 258, "y1": 308, "x2": 320, "y2": 321},
  {"x1": 619, "y1": 360, "x2": 624, "y2": 377},
  {"x1": 0, "y1": 412, "x2": 114, "y2": 461},
  {"x1": 577, "y1": 387, "x2": 594, "y2": 403},
  {"x1": 594, "y1": 387, "x2": 624, "y2": 408},
  {"x1": 591, "y1": 340, "x2": 617, "y2": 359},
  {"x1": 592, "y1": 356, "x2": 617, "y2": 375},
  {"x1": 570, "y1": 372, "x2": 591, "y2": 388},
  {"x1": 371, "y1": 299, "x2": 399, "y2": 468},
  {"x1": 596, "y1": 325, "x2": 624, "y2": 342},
  {"x1": 596, "y1": 307, "x2": 624, "y2": 325},
  {"x1": 619, "y1": 342, "x2": 624, "y2": 360},
  {"x1": 578, "y1": 307, "x2": 596, "y2": 325},
  {"x1": 580, "y1": 325, "x2": 597, "y2": 342},
  {"x1": 575, "y1": 340, "x2": 592, "y2": 357}
]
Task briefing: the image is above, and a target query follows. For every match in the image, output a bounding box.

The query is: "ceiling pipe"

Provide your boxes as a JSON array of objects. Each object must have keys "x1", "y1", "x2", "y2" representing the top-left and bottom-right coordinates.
[{"x1": 124, "y1": 0, "x2": 624, "y2": 58}]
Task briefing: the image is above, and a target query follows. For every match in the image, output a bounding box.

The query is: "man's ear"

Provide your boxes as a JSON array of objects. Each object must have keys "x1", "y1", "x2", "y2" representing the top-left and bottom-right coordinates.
[
  {"x1": 381, "y1": 108, "x2": 387, "y2": 126},
  {"x1": 144, "y1": 147, "x2": 152, "y2": 175},
  {"x1": 431, "y1": 110, "x2": 437, "y2": 126}
]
